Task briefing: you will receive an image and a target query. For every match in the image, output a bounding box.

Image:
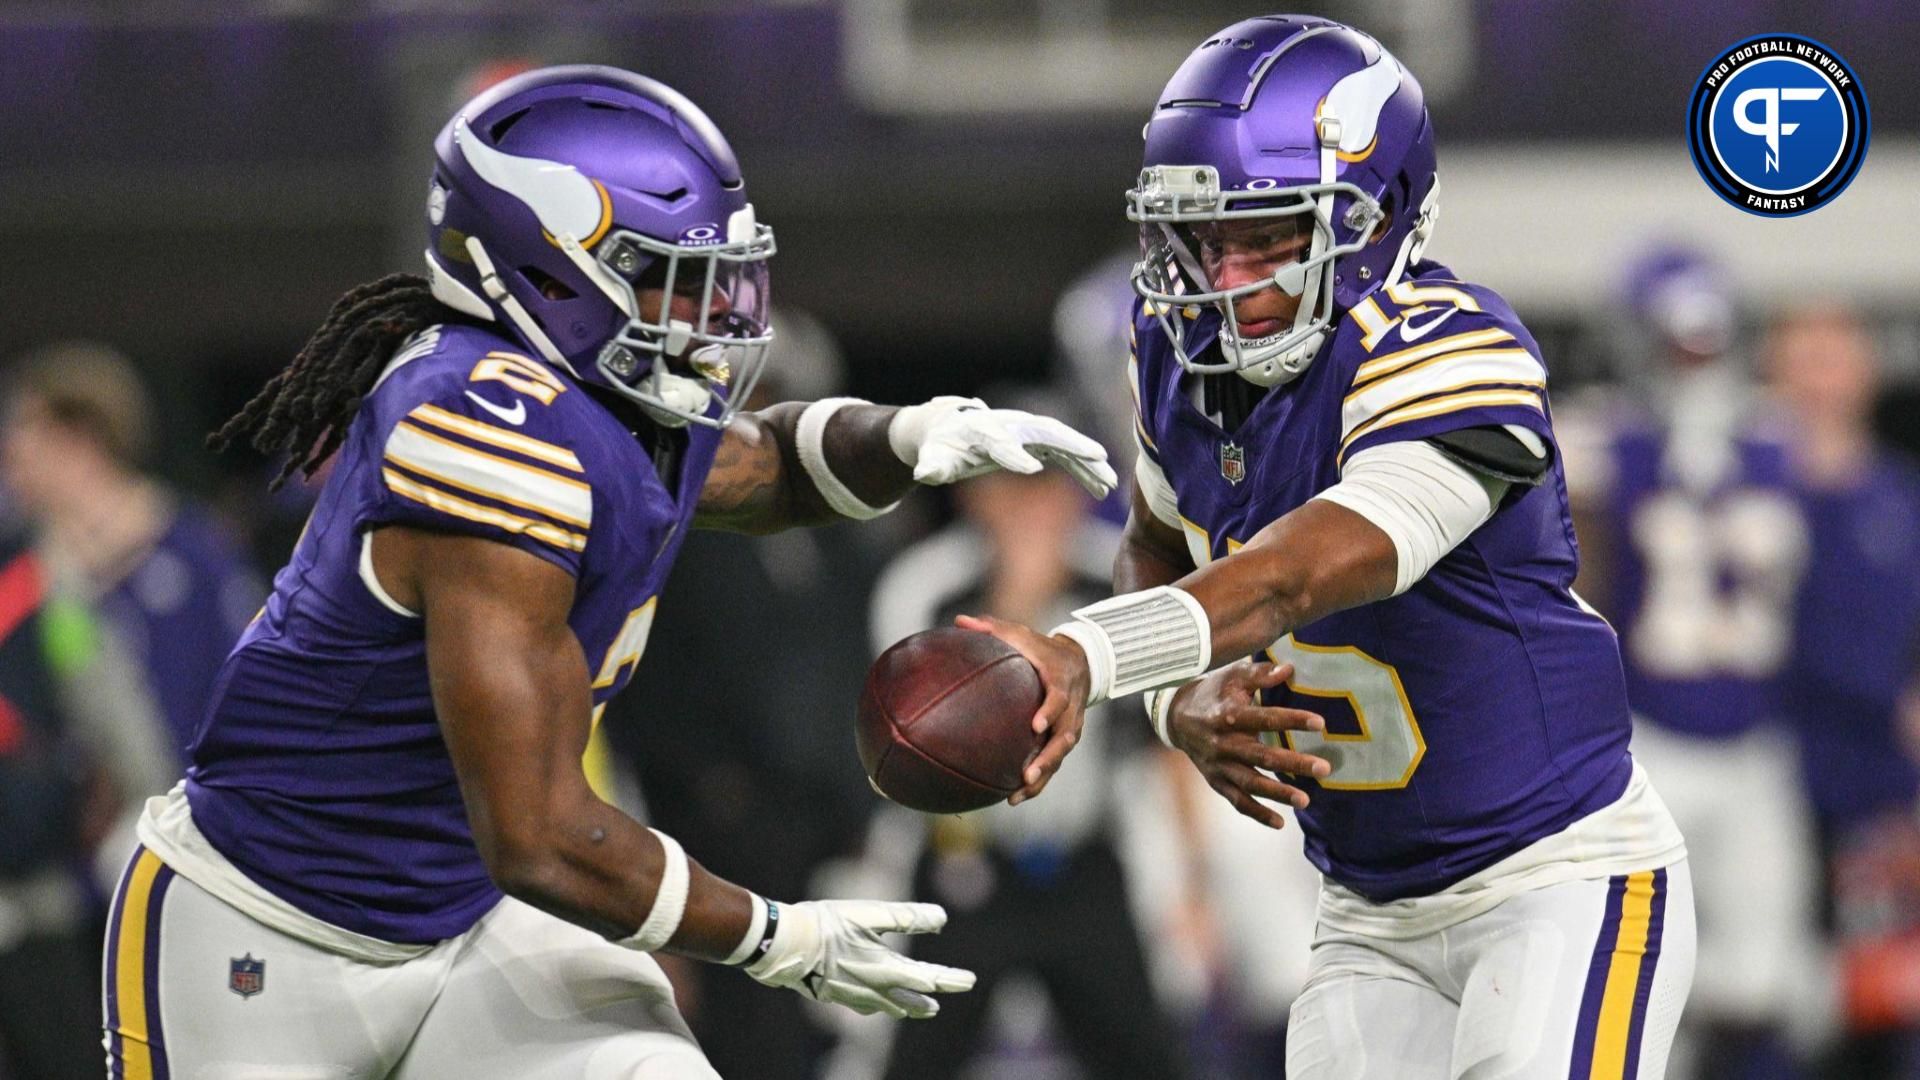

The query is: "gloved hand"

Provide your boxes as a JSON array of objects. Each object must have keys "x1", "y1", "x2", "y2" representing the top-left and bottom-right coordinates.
[
  {"x1": 889, "y1": 396, "x2": 1119, "y2": 498},
  {"x1": 744, "y1": 899, "x2": 975, "y2": 1019}
]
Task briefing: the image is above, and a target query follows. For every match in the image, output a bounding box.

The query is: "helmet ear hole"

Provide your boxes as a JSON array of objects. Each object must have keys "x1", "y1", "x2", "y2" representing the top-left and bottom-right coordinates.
[
  {"x1": 519, "y1": 265, "x2": 578, "y2": 302},
  {"x1": 1369, "y1": 193, "x2": 1395, "y2": 244}
]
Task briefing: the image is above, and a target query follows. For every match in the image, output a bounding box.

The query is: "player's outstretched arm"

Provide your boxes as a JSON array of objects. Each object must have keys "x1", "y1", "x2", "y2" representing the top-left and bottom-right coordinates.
[
  {"x1": 373, "y1": 526, "x2": 973, "y2": 1018},
  {"x1": 694, "y1": 397, "x2": 1117, "y2": 534},
  {"x1": 969, "y1": 499, "x2": 1386, "y2": 813}
]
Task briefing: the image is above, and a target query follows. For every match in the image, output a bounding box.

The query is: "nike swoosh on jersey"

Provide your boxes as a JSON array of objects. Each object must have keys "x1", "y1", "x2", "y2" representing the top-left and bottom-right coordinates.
[
  {"x1": 1397, "y1": 306, "x2": 1459, "y2": 343},
  {"x1": 464, "y1": 391, "x2": 527, "y2": 426}
]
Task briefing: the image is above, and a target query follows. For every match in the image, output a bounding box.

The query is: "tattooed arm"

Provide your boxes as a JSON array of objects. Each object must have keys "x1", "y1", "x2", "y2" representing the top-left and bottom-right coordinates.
[{"x1": 693, "y1": 402, "x2": 912, "y2": 534}]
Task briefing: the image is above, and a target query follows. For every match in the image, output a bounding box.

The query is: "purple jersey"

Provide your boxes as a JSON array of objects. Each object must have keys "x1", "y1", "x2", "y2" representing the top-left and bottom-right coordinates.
[
  {"x1": 1593, "y1": 408, "x2": 1806, "y2": 739},
  {"x1": 96, "y1": 507, "x2": 261, "y2": 758},
  {"x1": 1786, "y1": 454, "x2": 1920, "y2": 829},
  {"x1": 186, "y1": 324, "x2": 720, "y2": 943},
  {"x1": 1134, "y1": 262, "x2": 1632, "y2": 902}
]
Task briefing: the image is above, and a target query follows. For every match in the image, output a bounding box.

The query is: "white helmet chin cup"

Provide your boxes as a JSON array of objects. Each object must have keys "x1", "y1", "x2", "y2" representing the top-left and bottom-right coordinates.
[
  {"x1": 1222, "y1": 328, "x2": 1327, "y2": 387},
  {"x1": 624, "y1": 364, "x2": 713, "y2": 429}
]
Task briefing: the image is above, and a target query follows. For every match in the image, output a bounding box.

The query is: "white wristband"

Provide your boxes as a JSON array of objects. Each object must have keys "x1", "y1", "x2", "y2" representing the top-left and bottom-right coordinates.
[
  {"x1": 1048, "y1": 586, "x2": 1212, "y2": 704},
  {"x1": 724, "y1": 893, "x2": 771, "y2": 966},
  {"x1": 797, "y1": 397, "x2": 900, "y2": 520},
  {"x1": 620, "y1": 829, "x2": 690, "y2": 952},
  {"x1": 1145, "y1": 684, "x2": 1185, "y2": 749}
]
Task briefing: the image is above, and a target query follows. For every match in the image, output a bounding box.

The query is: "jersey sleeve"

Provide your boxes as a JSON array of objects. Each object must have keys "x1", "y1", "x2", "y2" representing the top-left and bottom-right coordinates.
[
  {"x1": 362, "y1": 347, "x2": 595, "y2": 577},
  {"x1": 1127, "y1": 308, "x2": 1165, "y2": 467},
  {"x1": 1333, "y1": 281, "x2": 1555, "y2": 469}
]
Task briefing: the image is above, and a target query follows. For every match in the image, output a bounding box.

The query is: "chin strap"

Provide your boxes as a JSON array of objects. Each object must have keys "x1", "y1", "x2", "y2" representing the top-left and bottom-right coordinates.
[{"x1": 464, "y1": 235, "x2": 579, "y2": 378}]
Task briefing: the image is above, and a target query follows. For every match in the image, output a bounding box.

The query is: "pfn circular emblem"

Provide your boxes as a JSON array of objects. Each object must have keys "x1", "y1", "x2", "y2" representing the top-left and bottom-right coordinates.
[{"x1": 1688, "y1": 35, "x2": 1869, "y2": 217}]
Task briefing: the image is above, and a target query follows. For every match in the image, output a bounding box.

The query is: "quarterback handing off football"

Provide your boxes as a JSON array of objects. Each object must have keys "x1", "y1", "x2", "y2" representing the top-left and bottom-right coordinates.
[{"x1": 858, "y1": 628, "x2": 1047, "y2": 813}]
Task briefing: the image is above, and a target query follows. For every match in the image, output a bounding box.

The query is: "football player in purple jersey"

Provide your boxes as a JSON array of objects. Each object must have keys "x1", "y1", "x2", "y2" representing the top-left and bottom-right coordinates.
[
  {"x1": 1562, "y1": 247, "x2": 1825, "y2": 1078},
  {"x1": 98, "y1": 67, "x2": 1115, "y2": 1079},
  {"x1": 964, "y1": 16, "x2": 1695, "y2": 1078}
]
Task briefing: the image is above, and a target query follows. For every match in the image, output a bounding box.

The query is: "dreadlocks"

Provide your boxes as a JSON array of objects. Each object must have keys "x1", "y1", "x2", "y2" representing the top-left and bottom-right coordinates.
[{"x1": 210, "y1": 273, "x2": 477, "y2": 490}]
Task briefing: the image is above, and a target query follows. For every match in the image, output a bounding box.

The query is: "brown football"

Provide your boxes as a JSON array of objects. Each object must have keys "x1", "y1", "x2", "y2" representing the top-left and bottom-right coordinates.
[{"x1": 856, "y1": 627, "x2": 1047, "y2": 814}]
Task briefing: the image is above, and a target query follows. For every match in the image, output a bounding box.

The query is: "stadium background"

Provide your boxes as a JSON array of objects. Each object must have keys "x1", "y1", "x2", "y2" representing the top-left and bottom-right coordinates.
[{"x1": 2, "y1": 2, "x2": 1918, "y2": 1078}]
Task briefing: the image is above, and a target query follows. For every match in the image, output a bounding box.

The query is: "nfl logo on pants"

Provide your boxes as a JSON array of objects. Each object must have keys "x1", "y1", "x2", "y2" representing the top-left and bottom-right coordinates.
[{"x1": 229, "y1": 954, "x2": 265, "y2": 999}]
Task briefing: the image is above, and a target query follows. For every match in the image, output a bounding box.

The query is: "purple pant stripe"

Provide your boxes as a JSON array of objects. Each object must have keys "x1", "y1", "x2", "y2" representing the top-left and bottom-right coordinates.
[
  {"x1": 1620, "y1": 867, "x2": 1668, "y2": 1078},
  {"x1": 141, "y1": 864, "x2": 177, "y2": 1080},
  {"x1": 1568, "y1": 874, "x2": 1628, "y2": 1078}
]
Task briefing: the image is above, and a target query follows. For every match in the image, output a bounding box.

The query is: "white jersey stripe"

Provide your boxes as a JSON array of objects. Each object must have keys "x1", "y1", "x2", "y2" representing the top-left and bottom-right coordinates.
[
  {"x1": 383, "y1": 468, "x2": 587, "y2": 552},
  {"x1": 1339, "y1": 387, "x2": 1544, "y2": 461},
  {"x1": 1352, "y1": 327, "x2": 1516, "y2": 383},
  {"x1": 1342, "y1": 350, "x2": 1545, "y2": 439},
  {"x1": 406, "y1": 404, "x2": 584, "y2": 472},
  {"x1": 385, "y1": 422, "x2": 592, "y2": 529}
]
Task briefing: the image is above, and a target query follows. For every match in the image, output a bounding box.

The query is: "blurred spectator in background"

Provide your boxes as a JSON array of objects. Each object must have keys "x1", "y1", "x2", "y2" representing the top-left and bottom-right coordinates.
[
  {"x1": 1052, "y1": 250, "x2": 1142, "y2": 527},
  {"x1": 0, "y1": 343, "x2": 261, "y2": 760},
  {"x1": 0, "y1": 523, "x2": 172, "y2": 1078},
  {"x1": 863, "y1": 384, "x2": 1183, "y2": 1080},
  {"x1": 1766, "y1": 305, "x2": 1920, "y2": 1080},
  {"x1": 1563, "y1": 246, "x2": 1827, "y2": 1080},
  {"x1": 608, "y1": 308, "x2": 915, "y2": 1080}
]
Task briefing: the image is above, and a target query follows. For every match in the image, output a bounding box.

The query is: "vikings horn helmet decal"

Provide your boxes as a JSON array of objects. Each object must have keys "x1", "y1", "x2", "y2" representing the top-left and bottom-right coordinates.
[
  {"x1": 423, "y1": 66, "x2": 776, "y2": 428},
  {"x1": 1129, "y1": 16, "x2": 1438, "y2": 387}
]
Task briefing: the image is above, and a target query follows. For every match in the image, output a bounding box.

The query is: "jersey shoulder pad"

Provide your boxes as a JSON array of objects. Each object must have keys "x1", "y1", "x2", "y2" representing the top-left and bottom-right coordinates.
[
  {"x1": 1330, "y1": 273, "x2": 1551, "y2": 466},
  {"x1": 1127, "y1": 300, "x2": 1182, "y2": 463},
  {"x1": 364, "y1": 324, "x2": 597, "y2": 568}
]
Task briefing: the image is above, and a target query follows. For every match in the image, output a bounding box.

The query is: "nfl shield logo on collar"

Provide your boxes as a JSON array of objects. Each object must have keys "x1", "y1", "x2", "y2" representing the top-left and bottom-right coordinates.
[
  {"x1": 229, "y1": 953, "x2": 265, "y2": 999},
  {"x1": 1220, "y1": 442, "x2": 1247, "y2": 485}
]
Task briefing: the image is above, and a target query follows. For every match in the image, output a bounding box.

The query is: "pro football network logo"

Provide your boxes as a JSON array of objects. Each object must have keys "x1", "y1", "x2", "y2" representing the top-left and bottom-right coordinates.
[{"x1": 1687, "y1": 34, "x2": 1869, "y2": 217}]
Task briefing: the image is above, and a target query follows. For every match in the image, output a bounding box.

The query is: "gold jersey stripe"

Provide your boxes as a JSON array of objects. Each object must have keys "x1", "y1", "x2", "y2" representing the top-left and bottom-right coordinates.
[
  {"x1": 1352, "y1": 327, "x2": 1517, "y2": 383},
  {"x1": 1346, "y1": 347, "x2": 1541, "y2": 402},
  {"x1": 408, "y1": 403, "x2": 583, "y2": 472},
  {"x1": 383, "y1": 468, "x2": 587, "y2": 552},
  {"x1": 1338, "y1": 387, "x2": 1543, "y2": 461},
  {"x1": 1342, "y1": 366, "x2": 1547, "y2": 441},
  {"x1": 387, "y1": 422, "x2": 592, "y2": 529}
]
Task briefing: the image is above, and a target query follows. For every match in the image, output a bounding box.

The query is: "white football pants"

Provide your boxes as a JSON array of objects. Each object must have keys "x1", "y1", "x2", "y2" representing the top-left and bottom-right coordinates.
[
  {"x1": 102, "y1": 847, "x2": 719, "y2": 1079},
  {"x1": 1628, "y1": 720, "x2": 1825, "y2": 1028},
  {"x1": 1287, "y1": 863, "x2": 1696, "y2": 1079}
]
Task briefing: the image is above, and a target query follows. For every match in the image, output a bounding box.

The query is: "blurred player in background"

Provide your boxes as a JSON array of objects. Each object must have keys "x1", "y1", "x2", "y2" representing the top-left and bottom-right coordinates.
[
  {"x1": 868, "y1": 385, "x2": 1183, "y2": 1080},
  {"x1": 102, "y1": 66, "x2": 1116, "y2": 1078},
  {"x1": 969, "y1": 16, "x2": 1694, "y2": 1078},
  {"x1": 0, "y1": 343, "x2": 261, "y2": 761},
  {"x1": 0, "y1": 524, "x2": 173, "y2": 1080},
  {"x1": 1564, "y1": 247, "x2": 1825, "y2": 1080},
  {"x1": 1766, "y1": 305, "x2": 1920, "y2": 1080}
]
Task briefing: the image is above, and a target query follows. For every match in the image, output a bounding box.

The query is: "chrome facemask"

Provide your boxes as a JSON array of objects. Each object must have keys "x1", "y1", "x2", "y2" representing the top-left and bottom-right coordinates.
[
  {"x1": 581, "y1": 207, "x2": 776, "y2": 429},
  {"x1": 1127, "y1": 160, "x2": 1379, "y2": 387}
]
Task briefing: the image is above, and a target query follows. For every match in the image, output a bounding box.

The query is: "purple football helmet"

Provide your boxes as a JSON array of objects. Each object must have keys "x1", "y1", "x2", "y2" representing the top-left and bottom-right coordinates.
[
  {"x1": 1621, "y1": 244, "x2": 1734, "y2": 360},
  {"x1": 424, "y1": 65, "x2": 776, "y2": 427},
  {"x1": 1128, "y1": 16, "x2": 1437, "y2": 386}
]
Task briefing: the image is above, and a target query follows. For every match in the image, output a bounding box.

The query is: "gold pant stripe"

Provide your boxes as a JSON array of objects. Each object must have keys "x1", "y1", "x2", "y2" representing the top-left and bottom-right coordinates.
[
  {"x1": 1588, "y1": 870, "x2": 1656, "y2": 1080},
  {"x1": 112, "y1": 849, "x2": 165, "y2": 1080}
]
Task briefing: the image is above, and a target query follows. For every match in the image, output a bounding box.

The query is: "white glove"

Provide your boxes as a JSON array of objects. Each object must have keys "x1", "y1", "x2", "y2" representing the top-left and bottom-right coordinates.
[
  {"x1": 889, "y1": 396, "x2": 1119, "y2": 498},
  {"x1": 744, "y1": 899, "x2": 975, "y2": 1019}
]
